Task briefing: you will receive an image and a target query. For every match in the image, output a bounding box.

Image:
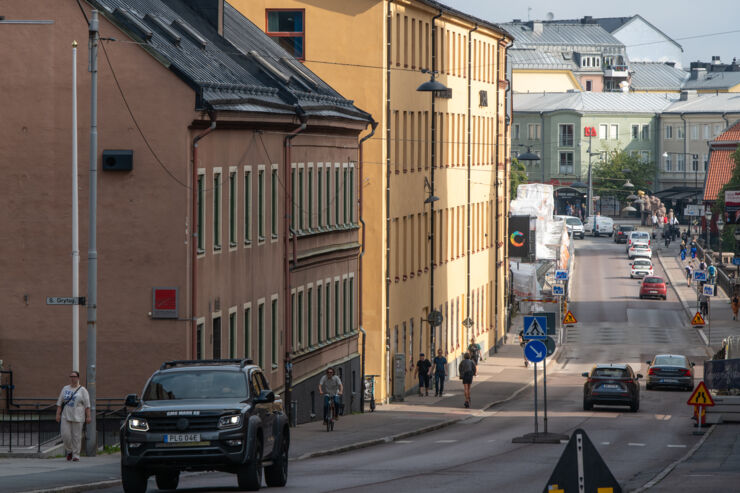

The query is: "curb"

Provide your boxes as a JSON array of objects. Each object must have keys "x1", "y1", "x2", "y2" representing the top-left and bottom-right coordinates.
[
  {"x1": 20, "y1": 479, "x2": 122, "y2": 493},
  {"x1": 629, "y1": 424, "x2": 716, "y2": 492}
]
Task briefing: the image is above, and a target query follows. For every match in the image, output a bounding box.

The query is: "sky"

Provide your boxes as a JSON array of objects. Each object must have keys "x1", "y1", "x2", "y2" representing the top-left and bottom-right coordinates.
[{"x1": 443, "y1": 0, "x2": 740, "y2": 67}]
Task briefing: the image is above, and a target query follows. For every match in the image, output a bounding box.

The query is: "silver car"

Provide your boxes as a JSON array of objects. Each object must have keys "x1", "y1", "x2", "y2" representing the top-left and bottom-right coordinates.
[{"x1": 646, "y1": 354, "x2": 695, "y2": 391}]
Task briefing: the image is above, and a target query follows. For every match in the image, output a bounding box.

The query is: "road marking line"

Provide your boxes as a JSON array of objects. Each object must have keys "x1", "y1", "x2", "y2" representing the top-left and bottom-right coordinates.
[
  {"x1": 628, "y1": 443, "x2": 646, "y2": 447},
  {"x1": 667, "y1": 444, "x2": 687, "y2": 448},
  {"x1": 601, "y1": 441, "x2": 611, "y2": 445},
  {"x1": 395, "y1": 440, "x2": 414, "y2": 444},
  {"x1": 435, "y1": 439, "x2": 457, "y2": 443}
]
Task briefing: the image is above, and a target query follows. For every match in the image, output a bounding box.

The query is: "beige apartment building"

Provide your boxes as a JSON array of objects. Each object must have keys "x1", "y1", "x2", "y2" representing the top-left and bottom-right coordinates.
[{"x1": 232, "y1": 0, "x2": 513, "y2": 401}]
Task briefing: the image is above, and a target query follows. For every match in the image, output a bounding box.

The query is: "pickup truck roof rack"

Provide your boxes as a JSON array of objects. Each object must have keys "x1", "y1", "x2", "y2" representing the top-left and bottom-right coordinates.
[{"x1": 160, "y1": 359, "x2": 254, "y2": 370}]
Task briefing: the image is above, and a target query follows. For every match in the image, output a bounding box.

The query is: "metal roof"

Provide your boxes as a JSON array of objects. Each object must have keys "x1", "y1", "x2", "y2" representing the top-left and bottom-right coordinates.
[
  {"x1": 663, "y1": 93, "x2": 740, "y2": 113},
  {"x1": 514, "y1": 92, "x2": 676, "y2": 114},
  {"x1": 629, "y1": 62, "x2": 688, "y2": 91},
  {"x1": 683, "y1": 71, "x2": 740, "y2": 91},
  {"x1": 89, "y1": 0, "x2": 371, "y2": 122},
  {"x1": 509, "y1": 49, "x2": 577, "y2": 70},
  {"x1": 415, "y1": 0, "x2": 512, "y2": 39},
  {"x1": 550, "y1": 15, "x2": 683, "y2": 51},
  {"x1": 501, "y1": 21, "x2": 624, "y2": 49}
]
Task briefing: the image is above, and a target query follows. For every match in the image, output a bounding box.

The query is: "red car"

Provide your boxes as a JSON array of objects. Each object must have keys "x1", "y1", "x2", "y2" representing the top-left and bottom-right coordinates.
[{"x1": 639, "y1": 276, "x2": 667, "y2": 300}]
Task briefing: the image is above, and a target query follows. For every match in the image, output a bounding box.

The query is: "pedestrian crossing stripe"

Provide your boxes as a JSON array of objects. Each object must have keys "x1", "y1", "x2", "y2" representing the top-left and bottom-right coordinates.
[
  {"x1": 691, "y1": 311, "x2": 705, "y2": 326},
  {"x1": 562, "y1": 311, "x2": 577, "y2": 324},
  {"x1": 687, "y1": 381, "x2": 715, "y2": 406}
]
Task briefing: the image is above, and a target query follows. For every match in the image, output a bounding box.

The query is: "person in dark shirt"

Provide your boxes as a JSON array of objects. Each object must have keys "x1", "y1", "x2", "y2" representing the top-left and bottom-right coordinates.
[
  {"x1": 458, "y1": 352, "x2": 477, "y2": 408},
  {"x1": 414, "y1": 353, "x2": 432, "y2": 397},
  {"x1": 432, "y1": 349, "x2": 447, "y2": 397}
]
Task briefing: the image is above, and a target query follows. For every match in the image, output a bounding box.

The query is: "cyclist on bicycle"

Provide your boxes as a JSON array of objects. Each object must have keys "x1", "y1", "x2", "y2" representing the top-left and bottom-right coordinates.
[{"x1": 318, "y1": 367, "x2": 343, "y2": 423}]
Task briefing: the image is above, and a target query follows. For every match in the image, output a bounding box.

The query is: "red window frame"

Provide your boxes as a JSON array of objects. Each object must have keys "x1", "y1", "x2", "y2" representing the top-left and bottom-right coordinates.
[{"x1": 265, "y1": 8, "x2": 305, "y2": 61}]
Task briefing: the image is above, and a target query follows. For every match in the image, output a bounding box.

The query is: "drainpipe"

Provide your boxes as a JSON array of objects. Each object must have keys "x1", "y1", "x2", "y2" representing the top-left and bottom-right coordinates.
[
  {"x1": 502, "y1": 38, "x2": 513, "y2": 345},
  {"x1": 358, "y1": 120, "x2": 378, "y2": 412},
  {"x1": 655, "y1": 112, "x2": 661, "y2": 192},
  {"x1": 284, "y1": 107, "x2": 308, "y2": 425},
  {"x1": 680, "y1": 113, "x2": 688, "y2": 187},
  {"x1": 466, "y1": 24, "x2": 477, "y2": 346},
  {"x1": 540, "y1": 111, "x2": 545, "y2": 183},
  {"x1": 191, "y1": 113, "x2": 217, "y2": 359}
]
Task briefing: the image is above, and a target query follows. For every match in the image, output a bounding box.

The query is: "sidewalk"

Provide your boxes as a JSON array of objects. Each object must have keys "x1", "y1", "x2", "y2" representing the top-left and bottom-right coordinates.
[
  {"x1": 654, "y1": 239, "x2": 738, "y2": 353},
  {"x1": 0, "y1": 335, "x2": 539, "y2": 493}
]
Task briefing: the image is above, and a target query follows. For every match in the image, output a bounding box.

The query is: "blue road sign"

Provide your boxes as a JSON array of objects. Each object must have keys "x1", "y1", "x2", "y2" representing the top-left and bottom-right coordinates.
[
  {"x1": 694, "y1": 270, "x2": 707, "y2": 282},
  {"x1": 555, "y1": 270, "x2": 568, "y2": 281},
  {"x1": 523, "y1": 316, "x2": 547, "y2": 340},
  {"x1": 552, "y1": 285, "x2": 565, "y2": 296},
  {"x1": 524, "y1": 340, "x2": 547, "y2": 363},
  {"x1": 733, "y1": 257, "x2": 740, "y2": 266},
  {"x1": 703, "y1": 284, "x2": 715, "y2": 296}
]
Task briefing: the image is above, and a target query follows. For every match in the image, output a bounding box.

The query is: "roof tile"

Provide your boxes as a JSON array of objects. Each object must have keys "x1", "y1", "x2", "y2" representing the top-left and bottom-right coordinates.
[{"x1": 704, "y1": 150, "x2": 735, "y2": 201}]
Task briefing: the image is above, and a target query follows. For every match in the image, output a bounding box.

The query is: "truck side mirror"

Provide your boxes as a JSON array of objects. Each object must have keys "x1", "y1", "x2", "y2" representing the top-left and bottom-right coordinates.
[{"x1": 125, "y1": 394, "x2": 140, "y2": 407}]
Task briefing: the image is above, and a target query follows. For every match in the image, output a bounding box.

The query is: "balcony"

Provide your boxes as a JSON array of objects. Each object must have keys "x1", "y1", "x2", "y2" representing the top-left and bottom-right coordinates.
[{"x1": 604, "y1": 65, "x2": 629, "y2": 78}]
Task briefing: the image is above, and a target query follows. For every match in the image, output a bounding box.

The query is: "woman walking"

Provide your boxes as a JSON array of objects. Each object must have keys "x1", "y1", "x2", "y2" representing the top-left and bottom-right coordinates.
[
  {"x1": 732, "y1": 292, "x2": 739, "y2": 321},
  {"x1": 55, "y1": 371, "x2": 91, "y2": 462},
  {"x1": 458, "y1": 352, "x2": 477, "y2": 408}
]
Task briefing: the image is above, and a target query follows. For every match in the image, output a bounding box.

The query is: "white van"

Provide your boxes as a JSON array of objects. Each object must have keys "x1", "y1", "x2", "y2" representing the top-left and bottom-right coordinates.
[{"x1": 584, "y1": 215, "x2": 614, "y2": 237}]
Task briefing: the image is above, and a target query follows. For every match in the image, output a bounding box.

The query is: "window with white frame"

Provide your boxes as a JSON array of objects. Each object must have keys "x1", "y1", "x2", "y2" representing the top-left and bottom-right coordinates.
[
  {"x1": 664, "y1": 153, "x2": 672, "y2": 172},
  {"x1": 229, "y1": 309, "x2": 237, "y2": 358},
  {"x1": 343, "y1": 165, "x2": 348, "y2": 225},
  {"x1": 271, "y1": 166, "x2": 278, "y2": 239},
  {"x1": 559, "y1": 152, "x2": 574, "y2": 175},
  {"x1": 513, "y1": 123, "x2": 520, "y2": 140},
  {"x1": 243, "y1": 304, "x2": 251, "y2": 360},
  {"x1": 308, "y1": 165, "x2": 314, "y2": 230},
  {"x1": 271, "y1": 296, "x2": 278, "y2": 369},
  {"x1": 213, "y1": 170, "x2": 222, "y2": 251},
  {"x1": 610, "y1": 124, "x2": 618, "y2": 139},
  {"x1": 641, "y1": 124, "x2": 650, "y2": 141},
  {"x1": 677, "y1": 125, "x2": 685, "y2": 139},
  {"x1": 692, "y1": 154, "x2": 699, "y2": 171},
  {"x1": 640, "y1": 151, "x2": 650, "y2": 163},
  {"x1": 664, "y1": 125, "x2": 673, "y2": 139},
  {"x1": 334, "y1": 165, "x2": 340, "y2": 227},
  {"x1": 258, "y1": 167, "x2": 265, "y2": 241},
  {"x1": 691, "y1": 125, "x2": 699, "y2": 140},
  {"x1": 244, "y1": 167, "x2": 251, "y2": 245},
  {"x1": 316, "y1": 281, "x2": 323, "y2": 343},
  {"x1": 229, "y1": 169, "x2": 237, "y2": 248},
  {"x1": 197, "y1": 170, "x2": 205, "y2": 253},
  {"x1": 714, "y1": 123, "x2": 724, "y2": 137},
  {"x1": 631, "y1": 125, "x2": 639, "y2": 139},
  {"x1": 703, "y1": 124, "x2": 710, "y2": 140},
  {"x1": 559, "y1": 124, "x2": 574, "y2": 146},
  {"x1": 349, "y1": 164, "x2": 355, "y2": 224},
  {"x1": 317, "y1": 164, "x2": 323, "y2": 229},
  {"x1": 677, "y1": 153, "x2": 686, "y2": 171},
  {"x1": 527, "y1": 123, "x2": 541, "y2": 140},
  {"x1": 599, "y1": 124, "x2": 608, "y2": 140},
  {"x1": 291, "y1": 165, "x2": 296, "y2": 231},
  {"x1": 703, "y1": 154, "x2": 709, "y2": 171},
  {"x1": 325, "y1": 167, "x2": 331, "y2": 226},
  {"x1": 257, "y1": 300, "x2": 265, "y2": 368}
]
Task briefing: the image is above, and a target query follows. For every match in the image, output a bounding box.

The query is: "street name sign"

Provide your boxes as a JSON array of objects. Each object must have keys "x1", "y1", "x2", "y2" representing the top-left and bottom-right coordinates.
[
  {"x1": 691, "y1": 312, "x2": 706, "y2": 326},
  {"x1": 524, "y1": 340, "x2": 546, "y2": 363},
  {"x1": 693, "y1": 270, "x2": 707, "y2": 282},
  {"x1": 554, "y1": 270, "x2": 568, "y2": 281},
  {"x1": 552, "y1": 285, "x2": 564, "y2": 296},
  {"x1": 523, "y1": 316, "x2": 547, "y2": 340},
  {"x1": 46, "y1": 297, "x2": 86, "y2": 305}
]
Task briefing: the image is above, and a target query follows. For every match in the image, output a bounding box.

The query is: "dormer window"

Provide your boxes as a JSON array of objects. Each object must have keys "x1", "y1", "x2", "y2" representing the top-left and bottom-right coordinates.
[{"x1": 266, "y1": 10, "x2": 305, "y2": 60}]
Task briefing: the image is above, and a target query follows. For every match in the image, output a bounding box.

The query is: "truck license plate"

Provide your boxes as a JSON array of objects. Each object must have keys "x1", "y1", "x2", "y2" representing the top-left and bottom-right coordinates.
[{"x1": 164, "y1": 433, "x2": 200, "y2": 443}]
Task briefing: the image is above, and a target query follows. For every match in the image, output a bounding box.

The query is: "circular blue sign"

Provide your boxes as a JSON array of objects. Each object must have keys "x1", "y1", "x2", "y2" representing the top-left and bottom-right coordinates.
[{"x1": 524, "y1": 340, "x2": 547, "y2": 363}]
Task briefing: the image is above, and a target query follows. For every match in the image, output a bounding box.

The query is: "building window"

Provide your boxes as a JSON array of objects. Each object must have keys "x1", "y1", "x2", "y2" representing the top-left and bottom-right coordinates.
[
  {"x1": 325, "y1": 168, "x2": 331, "y2": 226},
  {"x1": 665, "y1": 125, "x2": 673, "y2": 139},
  {"x1": 229, "y1": 311, "x2": 237, "y2": 358},
  {"x1": 349, "y1": 277, "x2": 354, "y2": 333},
  {"x1": 229, "y1": 172, "x2": 237, "y2": 247},
  {"x1": 349, "y1": 166, "x2": 355, "y2": 224},
  {"x1": 640, "y1": 151, "x2": 650, "y2": 163},
  {"x1": 677, "y1": 125, "x2": 685, "y2": 139},
  {"x1": 677, "y1": 154, "x2": 686, "y2": 172},
  {"x1": 631, "y1": 125, "x2": 639, "y2": 139},
  {"x1": 703, "y1": 124, "x2": 710, "y2": 140},
  {"x1": 343, "y1": 167, "x2": 348, "y2": 225},
  {"x1": 559, "y1": 152, "x2": 574, "y2": 175},
  {"x1": 641, "y1": 125, "x2": 650, "y2": 141},
  {"x1": 291, "y1": 292, "x2": 296, "y2": 349},
  {"x1": 297, "y1": 291, "x2": 304, "y2": 348},
  {"x1": 598, "y1": 124, "x2": 608, "y2": 140},
  {"x1": 559, "y1": 124, "x2": 574, "y2": 146},
  {"x1": 258, "y1": 302, "x2": 264, "y2": 368},
  {"x1": 317, "y1": 284, "x2": 323, "y2": 343},
  {"x1": 298, "y1": 167, "x2": 304, "y2": 231},
  {"x1": 703, "y1": 154, "x2": 709, "y2": 171},
  {"x1": 212, "y1": 316, "x2": 221, "y2": 359},
  {"x1": 258, "y1": 169, "x2": 265, "y2": 241},
  {"x1": 610, "y1": 124, "x2": 618, "y2": 139},
  {"x1": 196, "y1": 322, "x2": 203, "y2": 360},
  {"x1": 266, "y1": 9, "x2": 305, "y2": 59},
  {"x1": 307, "y1": 287, "x2": 313, "y2": 347},
  {"x1": 308, "y1": 167, "x2": 314, "y2": 230},
  {"x1": 692, "y1": 154, "x2": 699, "y2": 171},
  {"x1": 664, "y1": 153, "x2": 672, "y2": 172},
  {"x1": 334, "y1": 280, "x2": 340, "y2": 338},
  {"x1": 291, "y1": 167, "x2": 296, "y2": 230},
  {"x1": 271, "y1": 298, "x2": 278, "y2": 369},
  {"x1": 244, "y1": 168, "x2": 251, "y2": 244},
  {"x1": 586, "y1": 80, "x2": 592, "y2": 91},
  {"x1": 213, "y1": 171, "x2": 221, "y2": 251},
  {"x1": 244, "y1": 306, "x2": 251, "y2": 360},
  {"x1": 513, "y1": 123, "x2": 520, "y2": 140},
  {"x1": 197, "y1": 173, "x2": 205, "y2": 253},
  {"x1": 527, "y1": 123, "x2": 541, "y2": 140},
  {"x1": 271, "y1": 168, "x2": 278, "y2": 239},
  {"x1": 342, "y1": 278, "x2": 348, "y2": 334},
  {"x1": 335, "y1": 167, "x2": 340, "y2": 227},
  {"x1": 325, "y1": 283, "x2": 331, "y2": 340},
  {"x1": 714, "y1": 123, "x2": 724, "y2": 137},
  {"x1": 317, "y1": 166, "x2": 323, "y2": 228}
]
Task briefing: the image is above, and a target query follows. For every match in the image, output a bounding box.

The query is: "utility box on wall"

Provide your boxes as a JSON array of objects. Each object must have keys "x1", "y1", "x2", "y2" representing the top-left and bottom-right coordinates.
[
  {"x1": 102, "y1": 149, "x2": 133, "y2": 171},
  {"x1": 392, "y1": 353, "x2": 406, "y2": 401}
]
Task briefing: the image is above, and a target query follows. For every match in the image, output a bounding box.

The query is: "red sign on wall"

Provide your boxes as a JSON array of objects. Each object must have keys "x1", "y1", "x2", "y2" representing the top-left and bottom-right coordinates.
[
  {"x1": 153, "y1": 287, "x2": 178, "y2": 319},
  {"x1": 584, "y1": 126, "x2": 596, "y2": 137}
]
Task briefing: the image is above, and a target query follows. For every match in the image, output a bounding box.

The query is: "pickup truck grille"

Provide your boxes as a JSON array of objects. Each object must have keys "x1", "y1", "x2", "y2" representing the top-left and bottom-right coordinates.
[{"x1": 146, "y1": 416, "x2": 220, "y2": 432}]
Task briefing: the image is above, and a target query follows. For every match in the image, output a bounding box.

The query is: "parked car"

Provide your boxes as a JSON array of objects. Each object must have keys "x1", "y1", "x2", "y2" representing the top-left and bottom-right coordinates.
[
  {"x1": 630, "y1": 259, "x2": 654, "y2": 278},
  {"x1": 120, "y1": 359, "x2": 289, "y2": 493},
  {"x1": 628, "y1": 243, "x2": 652, "y2": 259},
  {"x1": 626, "y1": 230, "x2": 651, "y2": 253},
  {"x1": 646, "y1": 354, "x2": 695, "y2": 391},
  {"x1": 555, "y1": 215, "x2": 585, "y2": 239},
  {"x1": 582, "y1": 364, "x2": 642, "y2": 412},
  {"x1": 614, "y1": 224, "x2": 635, "y2": 243},
  {"x1": 639, "y1": 276, "x2": 667, "y2": 300},
  {"x1": 584, "y1": 215, "x2": 614, "y2": 237}
]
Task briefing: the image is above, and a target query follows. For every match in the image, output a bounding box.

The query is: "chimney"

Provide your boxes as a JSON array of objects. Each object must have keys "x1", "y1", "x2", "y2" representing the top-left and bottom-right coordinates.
[
  {"x1": 532, "y1": 21, "x2": 543, "y2": 34},
  {"x1": 680, "y1": 90, "x2": 698, "y2": 101},
  {"x1": 181, "y1": 0, "x2": 223, "y2": 35},
  {"x1": 712, "y1": 55, "x2": 721, "y2": 65},
  {"x1": 690, "y1": 67, "x2": 707, "y2": 80},
  {"x1": 581, "y1": 16, "x2": 594, "y2": 24}
]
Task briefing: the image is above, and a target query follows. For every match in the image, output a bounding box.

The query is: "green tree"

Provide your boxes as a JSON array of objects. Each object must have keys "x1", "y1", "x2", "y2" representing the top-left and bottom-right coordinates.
[
  {"x1": 591, "y1": 150, "x2": 656, "y2": 199},
  {"x1": 510, "y1": 158, "x2": 528, "y2": 199},
  {"x1": 712, "y1": 145, "x2": 740, "y2": 251}
]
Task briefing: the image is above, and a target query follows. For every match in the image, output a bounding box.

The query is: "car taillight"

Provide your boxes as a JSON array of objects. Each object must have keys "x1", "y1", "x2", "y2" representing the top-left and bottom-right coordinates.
[
  {"x1": 624, "y1": 379, "x2": 634, "y2": 384},
  {"x1": 681, "y1": 369, "x2": 691, "y2": 376},
  {"x1": 648, "y1": 368, "x2": 658, "y2": 375}
]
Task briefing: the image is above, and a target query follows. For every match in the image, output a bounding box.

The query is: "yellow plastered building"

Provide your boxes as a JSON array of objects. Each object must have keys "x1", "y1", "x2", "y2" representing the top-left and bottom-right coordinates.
[{"x1": 231, "y1": 0, "x2": 513, "y2": 402}]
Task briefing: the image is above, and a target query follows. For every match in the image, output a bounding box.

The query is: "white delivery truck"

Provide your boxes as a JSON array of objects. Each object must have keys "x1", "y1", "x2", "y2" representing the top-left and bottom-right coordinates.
[{"x1": 584, "y1": 215, "x2": 614, "y2": 237}]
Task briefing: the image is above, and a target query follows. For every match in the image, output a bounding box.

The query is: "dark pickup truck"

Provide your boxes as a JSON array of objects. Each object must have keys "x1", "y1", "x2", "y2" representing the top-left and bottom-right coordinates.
[{"x1": 120, "y1": 359, "x2": 289, "y2": 492}]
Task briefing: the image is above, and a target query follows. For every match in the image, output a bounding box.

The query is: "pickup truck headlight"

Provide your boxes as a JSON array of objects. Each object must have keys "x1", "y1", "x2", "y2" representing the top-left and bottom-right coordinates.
[
  {"x1": 218, "y1": 414, "x2": 242, "y2": 429},
  {"x1": 128, "y1": 417, "x2": 149, "y2": 432}
]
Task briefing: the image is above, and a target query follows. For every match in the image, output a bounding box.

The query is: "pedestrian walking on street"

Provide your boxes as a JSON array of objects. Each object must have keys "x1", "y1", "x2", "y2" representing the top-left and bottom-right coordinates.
[
  {"x1": 459, "y1": 352, "x2": 477, "y2": 408},
  {"x1": 732, "y1": 293, "x2": 739, "y2": 321},
  {"x1": 55, "y1": 371, "x2": 91, "y2": 462},
  {"x1": 699, "y1": 292, "x2": 709, "y2": 317},
  {"x1": 414, "y1": 353, "x2": 432, "y2": 396},
  {"x1": 432, "y1": 349, "x2": 447, "y2": 397},
  {"x1": 690, "y1": 245, "x2": 697, "y2": 259},
  {"x1": 468, "y1": 337, "x2": 482, "y2": 365},
  {"x1": 686, "y1": 263, "x2": 693, "y2": 287}
]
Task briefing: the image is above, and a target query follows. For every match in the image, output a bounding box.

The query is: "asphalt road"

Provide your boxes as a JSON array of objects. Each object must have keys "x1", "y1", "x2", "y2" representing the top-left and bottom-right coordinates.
[{"x1": 92, "y1": 236, "x2": 711, "y2": 493}]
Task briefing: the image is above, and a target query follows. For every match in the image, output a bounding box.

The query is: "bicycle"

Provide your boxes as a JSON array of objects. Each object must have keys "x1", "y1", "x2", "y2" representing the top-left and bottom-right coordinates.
[
  {"x1": 364, "y1": 375, "x2": 378, "y2": 412},
  {"x1": 324, "y1": 395, "x2": 339, "y2": 432}
]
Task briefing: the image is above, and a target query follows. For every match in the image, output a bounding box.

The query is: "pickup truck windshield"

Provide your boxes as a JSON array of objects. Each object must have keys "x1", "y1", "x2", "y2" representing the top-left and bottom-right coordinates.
[{"x1": 143, "y1": 370, "x2": 248, "y2": 400}]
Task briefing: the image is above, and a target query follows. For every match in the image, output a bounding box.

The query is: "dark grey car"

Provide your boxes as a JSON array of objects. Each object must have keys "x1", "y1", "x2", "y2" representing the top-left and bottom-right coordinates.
[
  {"x1": 646, "y1": 354, "x2": 694, "y2": 391},
  {"x1": 583, "y1": 364, "x2": 642, "y2": 412}
]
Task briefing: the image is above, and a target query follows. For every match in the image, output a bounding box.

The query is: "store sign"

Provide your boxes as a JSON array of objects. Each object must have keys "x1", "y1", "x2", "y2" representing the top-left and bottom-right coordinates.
[{"x1": 509, "y1": 215, "x2": 532, "y2": 259}]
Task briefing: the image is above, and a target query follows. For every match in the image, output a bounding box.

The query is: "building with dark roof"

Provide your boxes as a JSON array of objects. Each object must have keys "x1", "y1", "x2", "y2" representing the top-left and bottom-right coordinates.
[{"x1": 0, "y1": 0, "x2": 372, "y2": 422}]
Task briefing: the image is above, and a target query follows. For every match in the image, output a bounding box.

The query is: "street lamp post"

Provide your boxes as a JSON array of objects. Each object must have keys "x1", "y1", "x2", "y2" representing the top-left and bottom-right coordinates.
[
  {"x1": 705, "y1": 209, "x2": 712, "y2": 253},
  {"x1": 717, "y1": 217, "x2": 725, "y2": 267},
  {"x1": 417, "y1": 71, "x2": 448, "y2": 361}
]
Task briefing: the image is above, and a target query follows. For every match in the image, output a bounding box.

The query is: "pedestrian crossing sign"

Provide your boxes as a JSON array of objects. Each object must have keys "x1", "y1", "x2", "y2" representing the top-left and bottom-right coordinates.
[
  {"x1": 687, "y1": 381, "x2": 715, "y2": 406},
  {"x1": 691, "y1": 311, "x2": 706, "y2": 326},
  {"x1": 523, "y1": 316, "x2": 547, "y2": 340},
  {"x1": 562, "y1": 311, "x2": 577, "y2": 324}
]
